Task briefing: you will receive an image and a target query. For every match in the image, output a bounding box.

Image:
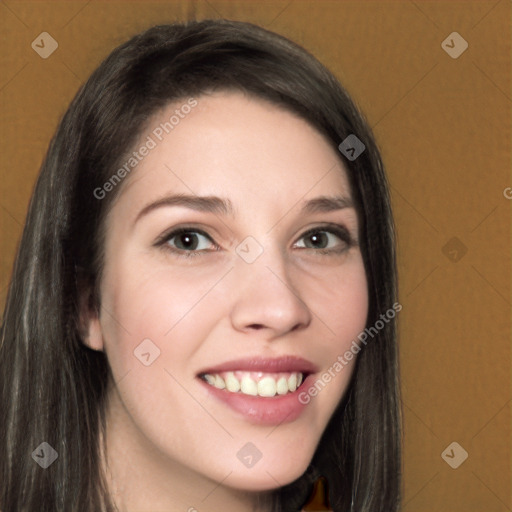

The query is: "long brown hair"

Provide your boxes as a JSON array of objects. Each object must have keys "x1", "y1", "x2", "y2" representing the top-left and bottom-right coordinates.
[{"x1": 0, "y1": 20, "x2": 401, "y2": 511}]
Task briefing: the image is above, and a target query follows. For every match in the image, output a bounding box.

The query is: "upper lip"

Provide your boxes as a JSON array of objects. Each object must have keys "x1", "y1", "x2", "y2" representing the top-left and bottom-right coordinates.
[{"x1": 197, "y1": 355, "x2": 318, "y2": 375}]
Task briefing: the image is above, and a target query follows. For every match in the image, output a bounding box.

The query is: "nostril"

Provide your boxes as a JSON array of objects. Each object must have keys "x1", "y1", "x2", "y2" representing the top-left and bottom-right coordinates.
[{"x1": 247, "y1": 324, "x2": 265, "y2": 330}]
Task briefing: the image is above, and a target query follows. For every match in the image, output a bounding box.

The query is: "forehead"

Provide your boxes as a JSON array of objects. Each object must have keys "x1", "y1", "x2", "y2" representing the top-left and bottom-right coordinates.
[{"x1": 110, "y1": 90, "x2": 354, "y2": 220}]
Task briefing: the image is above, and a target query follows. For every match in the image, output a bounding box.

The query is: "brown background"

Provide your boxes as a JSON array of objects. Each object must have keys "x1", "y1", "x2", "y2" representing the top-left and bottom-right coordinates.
[{"x1": 0, "y1": 1, "x2": 510, "y2": 510}]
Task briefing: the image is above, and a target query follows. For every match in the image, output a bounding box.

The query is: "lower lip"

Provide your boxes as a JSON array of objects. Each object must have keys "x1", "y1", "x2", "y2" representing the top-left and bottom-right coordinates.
[{"x1": 197, "y1": 374, "x2": 316, "y2": 425}]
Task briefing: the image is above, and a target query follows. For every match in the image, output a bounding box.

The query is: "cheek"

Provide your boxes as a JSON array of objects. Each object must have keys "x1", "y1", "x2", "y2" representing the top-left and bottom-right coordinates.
[
  {"x1": 333, "y1": 264, "x2": 368, "y2": 348},
  {"x1": 304, "y1": 255, "x2": 368, "y2": 351},
  {"x1": 98, "y1": 260, "x2": 229, "y2": 447},
  {"x1": 99, "y1": 255, "x2": 226, "y2": 377},
  {"x1": 301, "y1": 257, "x2": 368, "y2": 409}
]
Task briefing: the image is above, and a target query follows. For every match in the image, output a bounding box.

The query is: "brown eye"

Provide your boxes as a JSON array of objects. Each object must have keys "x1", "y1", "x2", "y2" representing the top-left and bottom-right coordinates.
[
  {"x1": 295, "y1": 225, "x2": 354, "y2": 254},
  {"x1": 157, "y1": 228, "x2": 218, "y2": 257},
  {"x1": 303, "y1": 231, "x2": 329, "y2": 249},
  {"x1": 172, "y1": 232, "x2": 202, "y2": 250}
]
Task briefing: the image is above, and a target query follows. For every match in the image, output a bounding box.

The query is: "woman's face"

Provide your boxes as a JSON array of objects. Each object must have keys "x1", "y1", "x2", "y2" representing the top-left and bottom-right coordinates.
[{"x1": 86, "y1": 91, "x2": 368, "y2": 496}]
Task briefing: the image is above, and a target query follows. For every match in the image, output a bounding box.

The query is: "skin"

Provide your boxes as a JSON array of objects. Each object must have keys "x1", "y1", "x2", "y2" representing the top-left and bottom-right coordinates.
[{"x1": 83, "y1": 91, "x2": 368, "y2": 512}]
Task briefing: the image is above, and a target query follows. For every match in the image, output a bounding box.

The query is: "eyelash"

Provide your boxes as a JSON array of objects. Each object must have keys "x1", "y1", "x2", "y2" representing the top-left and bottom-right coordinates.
[{"x1": 155, "y1": 224, "x2": 356, "y2": 259}]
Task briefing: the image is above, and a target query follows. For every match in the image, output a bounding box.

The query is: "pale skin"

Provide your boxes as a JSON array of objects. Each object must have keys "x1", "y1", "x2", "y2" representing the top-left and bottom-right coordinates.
[{"x1": 82, "y1": 91, "x2": 369, "y2": 512}]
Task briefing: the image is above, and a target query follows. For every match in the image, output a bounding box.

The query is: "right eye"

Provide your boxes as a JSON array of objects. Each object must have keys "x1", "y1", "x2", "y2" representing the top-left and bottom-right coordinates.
[{"x1": 156, "y1": 227, "x2": 219, "y2": 257}]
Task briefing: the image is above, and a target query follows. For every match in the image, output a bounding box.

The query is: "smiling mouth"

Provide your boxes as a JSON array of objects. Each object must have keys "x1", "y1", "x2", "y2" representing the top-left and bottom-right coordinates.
[{"x1": 199, "y1": 371, "x2": 307, "y2": 397}]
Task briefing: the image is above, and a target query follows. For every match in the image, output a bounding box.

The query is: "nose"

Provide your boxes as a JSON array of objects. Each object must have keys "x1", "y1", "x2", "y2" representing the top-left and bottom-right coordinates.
[{"x1": 229, "y1": 248, "x2": 312, "y2": 339}]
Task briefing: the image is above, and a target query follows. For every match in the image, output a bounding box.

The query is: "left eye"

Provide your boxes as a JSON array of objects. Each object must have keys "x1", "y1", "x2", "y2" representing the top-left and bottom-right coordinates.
[{"x1": 295, "y1": 228, "x2": 350, "y2": 251}]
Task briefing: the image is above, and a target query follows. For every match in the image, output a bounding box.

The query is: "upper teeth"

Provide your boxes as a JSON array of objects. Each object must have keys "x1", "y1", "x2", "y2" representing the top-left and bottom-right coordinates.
[{"x1": 202, "y1": 371, "x2": 304, "y2": 397}]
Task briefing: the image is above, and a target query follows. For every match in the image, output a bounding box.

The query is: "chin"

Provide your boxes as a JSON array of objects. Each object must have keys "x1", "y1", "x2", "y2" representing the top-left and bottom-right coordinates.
[{"x1": 221, "y1": 460, "x2": 311, "y2": 492}]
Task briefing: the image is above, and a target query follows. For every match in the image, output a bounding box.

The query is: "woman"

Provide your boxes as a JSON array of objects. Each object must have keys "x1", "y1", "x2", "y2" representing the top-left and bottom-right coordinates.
[{"x1": 0, "y1": 20, "x2": 401, "y2": 512}]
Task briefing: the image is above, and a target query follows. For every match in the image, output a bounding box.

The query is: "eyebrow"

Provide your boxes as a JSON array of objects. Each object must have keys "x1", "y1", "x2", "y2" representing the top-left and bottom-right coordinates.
[{"x1": 133, "y1": 193, "x2": 354, "y2": 225}]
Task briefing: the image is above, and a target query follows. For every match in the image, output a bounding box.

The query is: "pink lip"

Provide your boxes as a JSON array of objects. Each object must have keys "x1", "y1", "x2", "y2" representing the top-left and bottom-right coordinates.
[
  {"x1": 196, "y1": 356, "x2": 318, "y2": 425},
  {"x1": 197, "y1": 372, "x2": 317, "y2": 425},
  {"x1": 197, "y1": 355, "x2": 318, "y2": 375}
]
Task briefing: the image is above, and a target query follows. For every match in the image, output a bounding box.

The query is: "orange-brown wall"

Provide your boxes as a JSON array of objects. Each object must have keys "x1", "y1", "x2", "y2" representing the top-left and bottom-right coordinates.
[{"x1": 0, "y1": 1, "x2": 510, "y2": 510}]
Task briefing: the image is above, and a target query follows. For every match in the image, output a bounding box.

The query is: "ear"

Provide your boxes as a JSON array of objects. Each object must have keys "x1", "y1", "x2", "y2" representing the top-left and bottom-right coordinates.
[{"x1": 77, "y1": 276, "x2": 104, "y2": 352}]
